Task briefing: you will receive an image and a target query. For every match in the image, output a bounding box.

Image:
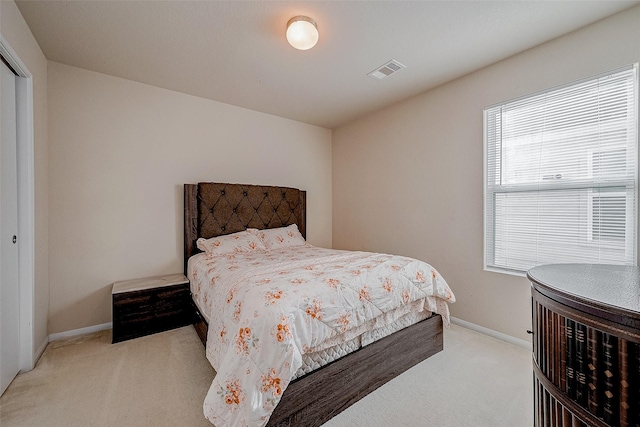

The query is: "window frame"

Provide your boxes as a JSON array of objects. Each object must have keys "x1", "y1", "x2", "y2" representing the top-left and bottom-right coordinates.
[{"x1": 483, "y1": 64, "x2": 639, "y2": 277}]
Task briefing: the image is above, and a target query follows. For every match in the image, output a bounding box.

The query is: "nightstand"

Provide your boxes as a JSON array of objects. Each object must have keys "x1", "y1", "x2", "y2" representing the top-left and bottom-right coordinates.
[{"x1": 112, "y1": 273, "x2": 192, "y2": 343}]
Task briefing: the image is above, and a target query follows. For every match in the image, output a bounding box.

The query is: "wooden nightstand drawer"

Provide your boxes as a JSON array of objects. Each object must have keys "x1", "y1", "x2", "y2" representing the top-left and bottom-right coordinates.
[{"x1": 112, "y1": 274, "x2": 192, "y2": 343}]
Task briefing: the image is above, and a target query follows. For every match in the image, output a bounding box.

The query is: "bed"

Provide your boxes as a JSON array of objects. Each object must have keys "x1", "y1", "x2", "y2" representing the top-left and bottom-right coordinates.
[{"x1": 184, "y1": 182, "x2": 455, "y2": 427}]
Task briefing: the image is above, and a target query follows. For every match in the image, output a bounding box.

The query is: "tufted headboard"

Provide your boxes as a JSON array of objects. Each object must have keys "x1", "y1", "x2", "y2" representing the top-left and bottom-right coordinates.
[{"x1": 184, "y1": 182, "x2": 306, "y2": 272}]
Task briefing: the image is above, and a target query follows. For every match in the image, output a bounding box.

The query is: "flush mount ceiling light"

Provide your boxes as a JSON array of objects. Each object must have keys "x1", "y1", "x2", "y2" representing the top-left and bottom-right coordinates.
[{"x1": 286, "y1": 16, "x2": 318, "y2": 50}]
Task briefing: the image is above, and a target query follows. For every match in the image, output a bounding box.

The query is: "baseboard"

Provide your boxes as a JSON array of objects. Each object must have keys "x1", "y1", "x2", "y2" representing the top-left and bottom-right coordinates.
[
  {"x1": 34, "y1": 337, "x2": 48, "y2": 363},
  {"x1": 450, "y1": 316, "x2": 532, "y2": 351},
  {"x1": 20, "y1": 336, "x2": 49, "y2": 372},
  {"x1": 48, "y1": 322, "x2": 112, "y2": 342}
]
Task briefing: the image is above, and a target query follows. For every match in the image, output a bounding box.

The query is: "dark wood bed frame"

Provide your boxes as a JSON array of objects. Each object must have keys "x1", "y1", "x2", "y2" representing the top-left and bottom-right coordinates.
[{"x1": 184, "y1": 182, "x2": 444, "y2": 427}]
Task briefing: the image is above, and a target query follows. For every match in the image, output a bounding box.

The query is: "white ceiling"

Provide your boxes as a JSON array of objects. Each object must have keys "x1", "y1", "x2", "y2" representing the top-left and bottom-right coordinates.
[{"x1": 15, "y1": 0, "x2": 640, "y2": 129}]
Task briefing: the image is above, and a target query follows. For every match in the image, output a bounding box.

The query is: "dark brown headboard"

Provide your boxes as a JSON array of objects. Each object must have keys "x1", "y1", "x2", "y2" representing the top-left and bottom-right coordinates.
[{"x1": 184, "y1": 182, "x2": 306, "y2": 272}]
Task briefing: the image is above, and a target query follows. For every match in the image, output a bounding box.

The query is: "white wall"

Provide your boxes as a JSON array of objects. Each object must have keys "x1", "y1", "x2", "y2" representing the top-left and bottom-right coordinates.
[
  {"x1": 48, "y1": 62, "x2": 332, "y2": 334},
  {"x1": 0, "y1": 0, "x2": 49, "y2": 363},
  {"x1": 332, "y1": 6, "x2": 640, "y2": 341}
]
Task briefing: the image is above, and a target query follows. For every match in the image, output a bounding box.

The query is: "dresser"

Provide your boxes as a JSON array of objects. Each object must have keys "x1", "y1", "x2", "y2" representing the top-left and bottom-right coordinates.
[{"x1": 528, "y1": 264, "x2": 640, "y2": 427}]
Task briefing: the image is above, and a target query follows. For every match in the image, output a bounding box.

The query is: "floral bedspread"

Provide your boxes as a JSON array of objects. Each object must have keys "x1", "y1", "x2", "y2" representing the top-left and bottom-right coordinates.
[{"x1": 188, "y1": 244, "x2": 455, "y2": 427}]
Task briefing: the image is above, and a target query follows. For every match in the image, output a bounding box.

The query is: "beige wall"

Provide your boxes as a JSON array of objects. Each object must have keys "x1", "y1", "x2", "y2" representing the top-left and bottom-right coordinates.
[
  {"x1": 0, "y1": 0, "x2": 49, "y2": 360},
  {"x1": 12, "y1": 1, "x2": 640, "y2": 341},
  {"x1": 333, "y1": 6, "x2": 640, "y2": 341},
  {"x1": 48, "y1": 62, "x2": 332, "y2": 333}
]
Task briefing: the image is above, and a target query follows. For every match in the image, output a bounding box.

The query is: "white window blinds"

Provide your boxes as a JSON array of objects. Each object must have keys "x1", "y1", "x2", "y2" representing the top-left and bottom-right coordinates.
[{"x1": 484, "y1": 65, "x2": 638, "y2": 274}]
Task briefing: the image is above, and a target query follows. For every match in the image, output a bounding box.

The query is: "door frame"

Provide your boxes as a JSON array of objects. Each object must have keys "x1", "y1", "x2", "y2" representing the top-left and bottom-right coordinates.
[{"x1": 0, "y1": 33, "x2": 36, "y2": 371}]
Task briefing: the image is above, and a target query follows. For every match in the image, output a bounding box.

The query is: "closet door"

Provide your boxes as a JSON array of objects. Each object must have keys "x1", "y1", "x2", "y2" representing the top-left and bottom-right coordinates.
[{"x1": 0, "y1": 59, "x2": 20, "y2": 396}]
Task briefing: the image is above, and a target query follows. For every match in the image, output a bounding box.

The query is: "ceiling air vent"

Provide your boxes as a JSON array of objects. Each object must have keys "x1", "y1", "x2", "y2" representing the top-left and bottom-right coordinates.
[{"x1": 368, "y1": 60, "x2": 406, "y2": 80}]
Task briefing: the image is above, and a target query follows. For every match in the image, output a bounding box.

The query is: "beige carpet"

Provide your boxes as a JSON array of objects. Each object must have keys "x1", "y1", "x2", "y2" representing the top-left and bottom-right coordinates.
[{"x1": 0, "y1": 324, "x2": 532, "y2": 426}]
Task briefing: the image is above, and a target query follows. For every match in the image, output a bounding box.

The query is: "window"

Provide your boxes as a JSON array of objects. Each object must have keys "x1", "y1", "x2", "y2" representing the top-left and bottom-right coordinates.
[{"x1": 484, "y1": 65, "x2": 638, "y2": 275}]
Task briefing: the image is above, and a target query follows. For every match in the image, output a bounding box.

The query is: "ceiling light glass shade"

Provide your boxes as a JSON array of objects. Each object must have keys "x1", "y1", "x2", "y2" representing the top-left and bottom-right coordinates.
[{"x1": 286, "y1": 16, "x2": 318, "y2": 50}]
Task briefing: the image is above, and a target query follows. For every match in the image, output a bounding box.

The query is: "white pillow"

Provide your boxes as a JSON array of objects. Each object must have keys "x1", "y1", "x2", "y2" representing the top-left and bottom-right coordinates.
[
  {"x1": 248, "y1": 224, "x2": 306, "y2": 249},
  {"x1": 196, "y1": 229, "x2": 265, "y2": 256}
]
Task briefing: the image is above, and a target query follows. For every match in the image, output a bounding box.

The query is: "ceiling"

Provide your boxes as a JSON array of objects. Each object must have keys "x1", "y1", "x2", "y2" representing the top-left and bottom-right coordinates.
[{"x1": 15, "y1": 1, "x2": 640, "y2": 129}]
